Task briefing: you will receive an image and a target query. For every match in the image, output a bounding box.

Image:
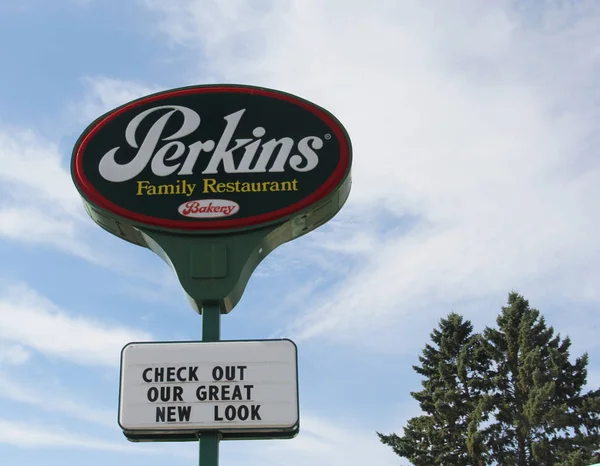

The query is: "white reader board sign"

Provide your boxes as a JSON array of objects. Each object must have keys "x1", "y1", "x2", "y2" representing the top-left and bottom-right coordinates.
[{"x1": 118, "y1": 339, "x2": 299, "y2": 440}]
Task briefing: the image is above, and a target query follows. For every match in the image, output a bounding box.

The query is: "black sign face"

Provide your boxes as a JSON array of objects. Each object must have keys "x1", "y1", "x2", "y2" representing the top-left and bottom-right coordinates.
[{"x1": 72, "y1": 85, "x2": 351, "y2": 231}]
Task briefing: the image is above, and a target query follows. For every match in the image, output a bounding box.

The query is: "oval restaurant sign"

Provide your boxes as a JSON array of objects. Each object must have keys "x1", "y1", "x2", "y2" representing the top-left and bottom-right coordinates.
[{"x1": 72, "y1": 84, "x2": 352, "y2": 232}]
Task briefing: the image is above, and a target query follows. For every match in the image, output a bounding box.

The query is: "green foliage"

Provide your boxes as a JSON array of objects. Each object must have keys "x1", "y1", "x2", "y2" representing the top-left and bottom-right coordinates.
[
  {"x1": 378, "y1": 293, "x2": 600, "y2": 466},
  {"x1": 378, "y1": 313, "x2": 489, "y2": 465}
]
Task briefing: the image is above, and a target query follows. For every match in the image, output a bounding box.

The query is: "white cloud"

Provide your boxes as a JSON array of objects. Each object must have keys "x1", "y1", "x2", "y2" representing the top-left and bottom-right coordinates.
[
  {"x1": 0, "y1": 284, "x2": 151, "y2": 366},
  {"x1": 223, "y1": 413, "x2": 399, "y2": 466},
  {"x1": 141, "y1": 0, "x2": 600, "y2": 352},
  {"x1": 0, "y1": 76, "x2": 159, "y2": 264},
  {"x1": 0, "y1": 417, "x2": 195, "y2": 458},
  {"x1": 0, "y1": 375, "x2": 114, "y2": 427},
  {"x1": 0, "y1": 129, "x2": 80, "y2": 215},
  {"x1": 0, "y1": 206, "x2": 100, "y2": 261},
  {"x1": 0, "y1": 418, "x2": 133, "y2": 451},
  {"x1": 586, "y1": 369, "x2": 600, "y2": 392},
  {"x1": 0, "y1": 343, "x2": 30, "y2": 365},
  {"x1": 0, "y1": 114, "x2": 181, "y2": 278},
  {"x1": 71, "y1": 76, "x2": 160, "y2": 124},
  {"x1": 0, "y1": 127, "x2": 103, "y2": 261}
]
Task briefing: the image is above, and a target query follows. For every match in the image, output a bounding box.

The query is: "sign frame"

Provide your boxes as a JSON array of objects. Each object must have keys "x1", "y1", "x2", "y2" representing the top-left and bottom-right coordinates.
[
  {"x1": 117, "y1": 338, "x2": 300, "y2": 442},
  {"x1": 71, "y1": 83, "x2": 352, "y2": 235}
]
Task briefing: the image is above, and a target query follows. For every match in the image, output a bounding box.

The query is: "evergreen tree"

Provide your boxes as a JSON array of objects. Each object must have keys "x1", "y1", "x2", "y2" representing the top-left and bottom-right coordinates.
[
  {"x1": 378, "y1": 313, "x2": 489, "y2": 465},
  {"x1": 479, "y1": 292, "x2": 600, "y2": 465},
  {"x1": 379, "y1": 293, "x2": 600, "y2": 465}
]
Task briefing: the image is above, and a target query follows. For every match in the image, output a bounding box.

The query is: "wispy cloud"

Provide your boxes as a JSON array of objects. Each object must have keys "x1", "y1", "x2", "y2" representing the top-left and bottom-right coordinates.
[
  {"x1": 0, "y1": 75, "x2": 160, "y2": 263},
  {"x1": 0, "y1": 417, "x2": 195, "y2": 458},
  {"x1": 0, "y1": 127, "x2": 101, "y2": 261},
  {"x1": 0, "y1": 418, "x2": 132, "y2": 451},
  {"x1": 0, "y1": 375, "x2": 114, "y2": 427},
  {"x1": 70, "y1": 76, "x2": 160, "y2": 124},
  {"x1": 141, "y1": 0, "x2": 600, "y2": 352},
  {"x1": 0, "y1": 284, "x2": 151, "y2": 366},
  {"x1": 0, "y1": 79, "x2": 186, "y2": 281},
  {"x1": 0, "y1": 343, "x2": 30, "y2": 365},
  {"x1": 222, "y1": 413, "x2": 399, "y2": 466},
  {"x1": 0, "y1": 128, "x2": 81, "y2": 216}
]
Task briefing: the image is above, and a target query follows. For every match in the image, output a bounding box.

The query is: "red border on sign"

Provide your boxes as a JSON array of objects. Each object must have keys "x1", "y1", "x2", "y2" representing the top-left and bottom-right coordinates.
[{"x1": 73, "y1": 86, "x2": 350, "y2": 231}]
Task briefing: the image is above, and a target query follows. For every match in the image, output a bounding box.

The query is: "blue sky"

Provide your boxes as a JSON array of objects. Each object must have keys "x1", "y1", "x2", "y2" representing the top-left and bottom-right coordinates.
[{"x1": 1, "y1": 0, "x2": 600, "y2": 465}]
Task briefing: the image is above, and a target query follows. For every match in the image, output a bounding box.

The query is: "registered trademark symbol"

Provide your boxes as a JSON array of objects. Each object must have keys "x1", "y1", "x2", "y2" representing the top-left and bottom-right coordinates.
[{"x1": 324, "y1": 133, "x2": 331, "y2": 140}]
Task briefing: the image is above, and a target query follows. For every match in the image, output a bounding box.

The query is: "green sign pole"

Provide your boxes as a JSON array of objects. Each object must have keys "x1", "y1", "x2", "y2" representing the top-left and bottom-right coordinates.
[{"x1": 199, "y1": 301, "x2": 221, "y2": 465}]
